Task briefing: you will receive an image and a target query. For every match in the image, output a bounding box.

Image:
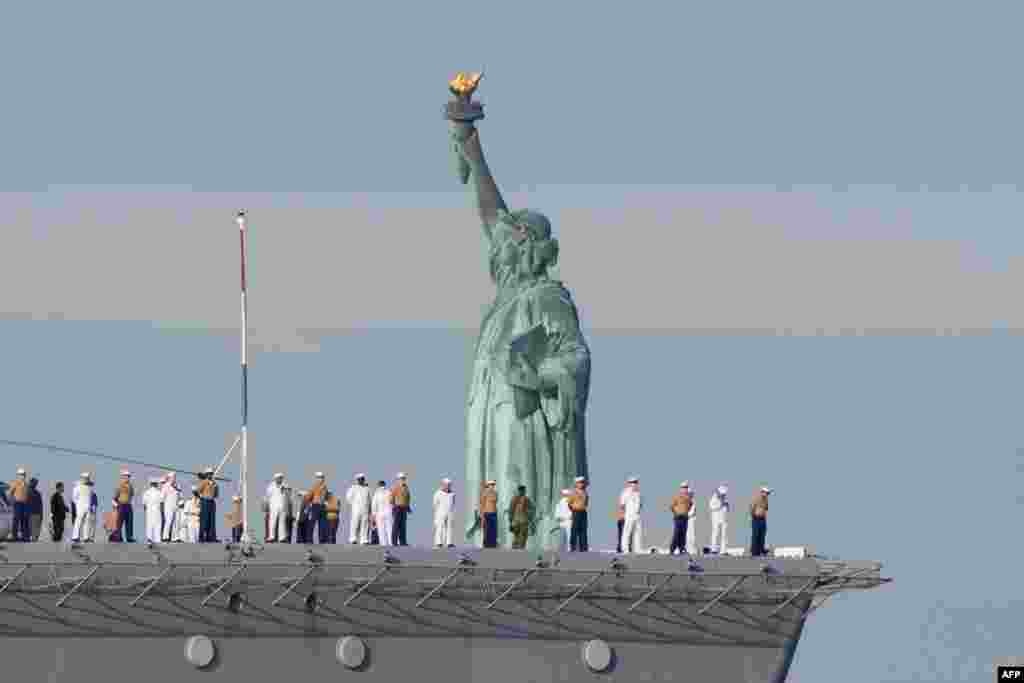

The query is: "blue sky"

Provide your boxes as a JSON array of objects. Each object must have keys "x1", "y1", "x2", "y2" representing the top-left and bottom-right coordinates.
[{"x1": 1, "y1": 2, "x2": 1022, "y2": 681}]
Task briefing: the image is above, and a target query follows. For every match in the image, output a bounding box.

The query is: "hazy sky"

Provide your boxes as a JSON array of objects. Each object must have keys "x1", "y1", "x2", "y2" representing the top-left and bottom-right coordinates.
[{"x1": 1, "y1": 3, "x2": 1021, "y2": 682}]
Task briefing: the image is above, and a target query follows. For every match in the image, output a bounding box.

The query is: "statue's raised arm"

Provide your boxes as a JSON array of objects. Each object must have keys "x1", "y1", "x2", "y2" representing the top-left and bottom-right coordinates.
[{"x1": 446, "y1": 72, "x2": 507, "y2": 246}]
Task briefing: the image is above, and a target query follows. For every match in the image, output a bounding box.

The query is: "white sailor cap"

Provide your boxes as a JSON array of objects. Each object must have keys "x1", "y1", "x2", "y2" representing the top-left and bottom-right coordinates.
[
  {"x1": 760, "y1": 486, "x2": 773, "y2": 494},
  {"x1": 560, "y1": 489, "x2": 572, "y2": 496},
  {"x1": 80, "y1": 472, "x2": 91, "y2": 480},
  {"x1": 297, "y1": 489, "x2": 308, "y2": 495},
  {"x1": 397, "y1": 472, "x2": 407, "y2": 479},
  {"x1": 204, "y1": 467, "x2": 214, "y2": 474},
  {"x1": 15, "y1": 468, "x2": 26, "y2": 475},
  {"x1": 232, "y1": 495, "x2": 242, "y2": 501},
  {"x1": 717, "y1": 485, "x2": 728, "y2": 494},
  {"x1": 121, "y1": 470, "x2": 131, "y2": 477},
  {"x1": 191, "y1": 485, "x2": 199, "y2": 492},
  {"x1": 314, "y1": 472, "x2": 325, "y2": 479},
  {"x1": 273, "y1": 472, "x2": 284, "y2": 479},
  {"x1": 149, "y1": 477, "x2": 160, "y2": 484},
  {"x1": 354, "y1": 473, "x2": 366, "y2": 480},
  {"x1": 574, "y1": 476, "x2": 586, "y2": 483},
  {"x1": 485, "y1": 479, "x2": 497, "y2": 485},
  {"x1": 626, "y1": 476, "x2": 638, "y2": 483},
  {"x1": 441, "y1": 477, "x2": 451, "y2": 484},
  {"x1": 680, "y1": 481, "x2": 690, "y2": 488}
]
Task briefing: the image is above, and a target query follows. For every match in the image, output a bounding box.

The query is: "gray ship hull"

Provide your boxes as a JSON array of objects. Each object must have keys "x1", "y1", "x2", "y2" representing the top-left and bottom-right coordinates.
[{"x1": 0, "y1": 543, "x2": 884, "y2": 683}]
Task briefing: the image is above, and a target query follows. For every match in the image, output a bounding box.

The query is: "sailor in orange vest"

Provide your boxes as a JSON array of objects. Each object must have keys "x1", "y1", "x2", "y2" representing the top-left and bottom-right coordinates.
[
  {"x1": 304, "y1": 472, "x2": 328, "y2": 544},
  {"x1": 112, "y1": 470, "x2": 135, "y2": 543},
  {"x1": 8, "y1": 467, "x2": 30, "y2": 542}
]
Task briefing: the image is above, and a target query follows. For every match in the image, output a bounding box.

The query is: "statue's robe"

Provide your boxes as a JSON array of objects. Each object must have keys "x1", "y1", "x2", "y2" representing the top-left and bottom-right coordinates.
[{"x1": 465, "y1": 274, "x2": 590, "y2": 552}]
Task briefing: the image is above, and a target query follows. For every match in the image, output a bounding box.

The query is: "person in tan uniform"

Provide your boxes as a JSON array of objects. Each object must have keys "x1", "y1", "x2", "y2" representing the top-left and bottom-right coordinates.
[
  {"x1": 197, "y1": 467, "x2": 218, "y2": 543},
  {"x1": 112, "y1": 470, "x2": 135, "y2": 543},
  {"x1": 324, "y1": 490, "x2": 341, "y2": 544},
  {"x1": 304, "y1": 472, "x2": 328, "y2": 544},
  {"x1": 228, "y1": 495, "x2": 244, "y2": 543},
  {"x1": 669, "y1": 482, "x2": 693, "y2": 555},
  {"x1": 569, "y1": 476, "x2": 589, "y2": 552},
  {"x1": 749, "y1": 486, "x2": 772, "y2": 557},
  {"x1": 8, "y1": 467, "x2": 30, "y2": 542},
  {"x1": 508, "y1": 485, "x2": 534, "y2": 550},
  {"x1": 391, "y1": 473, "x2": 411, "y2": 546},
  {"x1": 615, "y1": 494, "x2": 626, "y2": 554},
  {"x1": 478, "y1": 480, "x2": 499, "y2": 548}
]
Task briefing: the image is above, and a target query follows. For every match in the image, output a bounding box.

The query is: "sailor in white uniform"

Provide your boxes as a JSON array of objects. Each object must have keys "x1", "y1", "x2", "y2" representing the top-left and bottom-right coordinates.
[
  {"x1": 346, "y1": 474, "x2": 372, "y2": 544},
  {"x1": 161, "y1": 473, "x2": 181, "y2": 542},
  {"x1": 709, "y1": 484, "x2": 729, "y2": 554},
  {"x1": 183, "y1": 486, "x2": 201, "y2": 543},
  {"x1": 265, "y1": 473, "x2": 288, "y2": 542},
  {"x1": 433, "y1": 477, "x2": 456, "y2": 548},
  {"x1": 554, "y1": 489, "x2": 573, "y2": 551},
  {"x1": 142, "y1": 477, "x2": 164, "y2": 543},
  {"x1": 686, "y1": 487, "x2": 698, "y2": 555},
  {"x1": 620, "y1": 477, "x2": 644, "y2": 553},
  {"x1": 371, "y1": 480, "x2": 393, "y2": 546},
  {"x1": 71, "y1": 473, "x2": 94, "y2": 542}
]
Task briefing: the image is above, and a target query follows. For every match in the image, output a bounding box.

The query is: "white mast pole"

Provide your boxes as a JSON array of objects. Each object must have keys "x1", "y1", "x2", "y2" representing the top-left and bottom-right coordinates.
[{"x1": 236, "y1": 210, "x2": 250, "y2": 544}]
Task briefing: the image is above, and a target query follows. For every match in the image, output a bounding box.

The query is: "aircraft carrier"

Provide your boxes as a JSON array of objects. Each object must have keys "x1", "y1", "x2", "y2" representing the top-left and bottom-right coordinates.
[{"x1": 0, "y1": 537, "x2": 888, "y2": 683}]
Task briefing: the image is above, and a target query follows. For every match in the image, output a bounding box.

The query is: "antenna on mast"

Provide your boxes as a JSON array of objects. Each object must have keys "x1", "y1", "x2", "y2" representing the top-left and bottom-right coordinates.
[{"x1": 236, "y1": 210, "x2": 250, "y2": 545}]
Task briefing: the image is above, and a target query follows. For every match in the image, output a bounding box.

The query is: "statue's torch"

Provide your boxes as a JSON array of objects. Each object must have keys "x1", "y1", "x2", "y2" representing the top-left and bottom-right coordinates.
[{"x1": 445, "y1": 71, "x2": 484, "y2": 184}]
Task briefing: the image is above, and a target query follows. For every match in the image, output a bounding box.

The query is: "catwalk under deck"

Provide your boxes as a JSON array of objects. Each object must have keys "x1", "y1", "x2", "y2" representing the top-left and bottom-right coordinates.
[{"x1": 0, "y1": 542, "x2": 888, "y2": 683}]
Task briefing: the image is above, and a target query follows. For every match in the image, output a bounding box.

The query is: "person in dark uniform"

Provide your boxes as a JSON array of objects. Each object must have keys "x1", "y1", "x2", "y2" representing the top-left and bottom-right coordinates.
[
  {"x1": 28, "y1": 478, "x2": 43, "y2": 541},
  {"x1": 569, "y1": 476, "x2": 589, "y2": 552},
  {"x1": 615, "y1": 484, "x2": 626, "y2": 553},
  {"x1": 669, "y1": 482, "x2": 693, "y2": 555},
  {"x1": 749, "y1": 486, "x2": 772, "y2": 557},
  {"x1": 50, "y1": 482, "x2": 69, "y2": 542},
  {"x1": 478, "y1": 480, "x2": 498, "y2": 548}
]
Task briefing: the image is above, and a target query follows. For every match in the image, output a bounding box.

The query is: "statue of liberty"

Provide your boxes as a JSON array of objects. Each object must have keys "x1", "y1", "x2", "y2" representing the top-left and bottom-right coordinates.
[{"x1": 446, "y1": 74, "x2": 591, "y2": 552}]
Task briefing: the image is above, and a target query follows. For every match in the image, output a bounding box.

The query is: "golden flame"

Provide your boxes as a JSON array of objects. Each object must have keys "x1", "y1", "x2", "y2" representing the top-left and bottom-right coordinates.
[{"x1": 449, "y1": 71, "x2": 482, "y2": 97}]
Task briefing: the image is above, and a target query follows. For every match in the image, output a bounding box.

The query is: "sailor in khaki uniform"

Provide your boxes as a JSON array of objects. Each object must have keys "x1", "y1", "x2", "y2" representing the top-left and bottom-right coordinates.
[
  {"x1": 508, "y1": 485, "x2": 533, "y2": 550},
  {"x1": 305, "y1": 472, "x2": 328, "y2": 544},
  {"x1": 669, "y1": 482, "x2": 693, "y2": 555},
  {"x1": 478, "y1": 480, "x2": 498, "y2": 548},
  {"x1": 324, "y1": 490, "x2": 341, "y2": 544},
  {"x1": 391, "y1": 473, "x2": 411, "y2": 546},
  {"x1": 228, "y1": 495, "x2": 244, "y2": 543},
  {"x1": 569, "y1": 476, "x2": 589, "y2": 552},
  {"x1": 197, "y1": 467, "x2": 219, "y2": 542},
  {"x1": 749, "y1": 486, "x2": 771, "y2": 557},
  {"x1": 112, "y1": 470, "x2": 135, "y2": 543}
]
